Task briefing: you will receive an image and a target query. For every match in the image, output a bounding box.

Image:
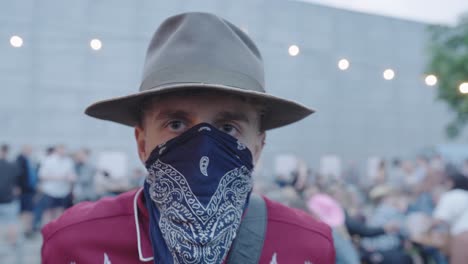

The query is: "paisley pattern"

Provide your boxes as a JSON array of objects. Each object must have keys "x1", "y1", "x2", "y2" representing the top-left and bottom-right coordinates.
[
  {"x1": 237, "y1": 141, "x2": 246, "y2": 150},
  {"x1": 147, "y1": 159, "x2": 252, "y2": 264},
  {"x1": 199, "y1": 156, "x2": 210, "y2": 176}
]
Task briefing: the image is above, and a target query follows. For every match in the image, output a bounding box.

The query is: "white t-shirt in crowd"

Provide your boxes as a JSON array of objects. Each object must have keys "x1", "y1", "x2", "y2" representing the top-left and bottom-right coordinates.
[
  {"x1": 39, "y1": 154, "x2": 75, "y2": 198},
  {"x1": 433, "y1": 189, "x2": 468, "y2": 236}
]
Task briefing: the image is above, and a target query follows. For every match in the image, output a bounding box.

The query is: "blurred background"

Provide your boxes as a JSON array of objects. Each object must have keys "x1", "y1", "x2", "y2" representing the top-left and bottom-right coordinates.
[{"x1": 1, "y1": 0, "x2": 468, "y2": 263}]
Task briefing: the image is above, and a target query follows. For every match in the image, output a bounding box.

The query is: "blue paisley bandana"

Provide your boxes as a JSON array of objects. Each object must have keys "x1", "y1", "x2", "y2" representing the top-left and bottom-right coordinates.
[{"x1": 143, "y1": 123, "x2": 254, "y2": 264}]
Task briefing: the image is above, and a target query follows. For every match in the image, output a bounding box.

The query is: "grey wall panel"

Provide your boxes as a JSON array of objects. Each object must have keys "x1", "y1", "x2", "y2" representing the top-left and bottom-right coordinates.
[{"x1": 0, "y1": 0, "x2": 465, "y2": 171}]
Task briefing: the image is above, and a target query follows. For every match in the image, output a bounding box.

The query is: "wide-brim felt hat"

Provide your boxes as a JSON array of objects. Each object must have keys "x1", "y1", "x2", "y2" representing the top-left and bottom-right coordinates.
[{"x1": 85, "y1": 12, "x2": 315, "y2": 130}]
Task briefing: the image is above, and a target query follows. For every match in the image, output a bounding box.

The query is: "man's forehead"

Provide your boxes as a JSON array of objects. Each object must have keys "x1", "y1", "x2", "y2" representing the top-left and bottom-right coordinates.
[
  {"x1": 140, "y1": 91, "x2": 263, "y2": 129},
  {"x1": 154, "y1": 108, "x2": 252, "y2": 123}
]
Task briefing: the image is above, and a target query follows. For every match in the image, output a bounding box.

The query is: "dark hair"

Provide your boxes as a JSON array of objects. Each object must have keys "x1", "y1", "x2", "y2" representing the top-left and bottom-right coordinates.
[
  {"x1": 46, "y1": 146, "x2": 55, "y2": 155},
  {"x1": 1, "y1": 144, "x2": 9, "y2": 153},
  {"x1": 446, "y1": 166, "x2": 468, "y2": 191}
]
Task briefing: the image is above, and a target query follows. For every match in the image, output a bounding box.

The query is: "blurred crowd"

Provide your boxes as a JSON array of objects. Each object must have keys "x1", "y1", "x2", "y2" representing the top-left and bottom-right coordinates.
[
  {"x1": 0, "y1": 144, "x2": 146, "y2": 247},
  {"x1": 258, "y1": 154, "x2": 468, "y2": 264},
  {"x1": 1, "y1": 143, "x2": 468, "y2": 263}
]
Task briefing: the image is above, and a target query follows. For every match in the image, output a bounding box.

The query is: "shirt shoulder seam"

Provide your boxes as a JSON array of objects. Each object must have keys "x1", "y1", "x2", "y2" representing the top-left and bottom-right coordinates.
[{"x1": 43, "y1": 212, "x2": 134, "y2": 244}]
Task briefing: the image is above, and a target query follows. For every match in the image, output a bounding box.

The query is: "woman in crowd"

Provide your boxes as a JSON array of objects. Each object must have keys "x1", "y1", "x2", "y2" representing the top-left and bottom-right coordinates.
[{"x1": 412, "y1": 167, "x2": 468, "y2": 264}]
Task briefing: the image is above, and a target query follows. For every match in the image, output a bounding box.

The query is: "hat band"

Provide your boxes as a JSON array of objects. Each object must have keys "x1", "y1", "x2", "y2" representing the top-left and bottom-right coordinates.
[{"x1": 140, "y1": 65, "x2": 265, "y2": 93}]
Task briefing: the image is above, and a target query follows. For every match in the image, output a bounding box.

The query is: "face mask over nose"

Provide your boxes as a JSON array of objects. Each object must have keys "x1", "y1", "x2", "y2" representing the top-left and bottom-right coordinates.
[{"x1": 143, "y1": 123, "x2": 254, "y2": 264}]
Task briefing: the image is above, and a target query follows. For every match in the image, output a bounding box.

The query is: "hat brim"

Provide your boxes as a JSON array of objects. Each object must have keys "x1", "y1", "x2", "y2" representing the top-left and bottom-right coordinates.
[{"x1": 85, "y1": 83, "x2": 315, "y2": 130}]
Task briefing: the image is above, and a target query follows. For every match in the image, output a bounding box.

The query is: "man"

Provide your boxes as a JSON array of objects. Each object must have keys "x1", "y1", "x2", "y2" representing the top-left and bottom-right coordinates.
[
  {"x1": 387, "y1": 158, "x2": 405, "y2": 189},
  {"x1": 0, "y1": 144, "x2": 20, "y2": 246},
  {"x1": 42, "y1": 12, "x2": 335, "y2": 263},
  {"x1": 16, "y1": 145, "x2": 38, "y2": 237},
  {"x1": 73, "y1": 148, "x2": 97, "y2": 203},
  {"x1": 361, "y1": 186, "x2": 411, "y2": 264},
  {"x1": 36, "y1": 145, "x2": 76, "y2": 226}
]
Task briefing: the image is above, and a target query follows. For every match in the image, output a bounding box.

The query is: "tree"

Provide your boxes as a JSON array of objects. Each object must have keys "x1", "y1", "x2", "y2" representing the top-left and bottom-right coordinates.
[{"x1": 427, "y1": 14, "x2": 468, "y2": 138}]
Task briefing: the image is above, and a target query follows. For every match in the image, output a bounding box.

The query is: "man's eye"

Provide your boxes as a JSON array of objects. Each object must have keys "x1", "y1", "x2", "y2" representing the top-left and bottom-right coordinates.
[
  {"x1": 219, "y1": 124, "x2": 238, "y2": 135},
  {"x1": 167, "y1": 120, "x2": 186, "y2": 132}
]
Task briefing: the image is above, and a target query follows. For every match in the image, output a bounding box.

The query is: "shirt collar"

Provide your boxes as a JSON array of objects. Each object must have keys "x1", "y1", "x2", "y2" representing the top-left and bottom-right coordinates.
[{"x1": 133, "y1": 188, "x2": 154, "y2": 262}]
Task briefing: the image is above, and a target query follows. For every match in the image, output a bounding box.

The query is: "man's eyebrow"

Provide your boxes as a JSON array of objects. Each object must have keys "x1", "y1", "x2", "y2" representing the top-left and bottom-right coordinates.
[
  {"x1": 154, "y1": 110, "x2": 192, "y2": 121},
  {"x1": 214, "y1": 111, "x2": 251, "y2": 124}
]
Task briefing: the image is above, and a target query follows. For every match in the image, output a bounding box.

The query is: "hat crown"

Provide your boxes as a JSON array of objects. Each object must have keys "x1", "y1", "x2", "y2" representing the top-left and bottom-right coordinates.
[
  {"x1": 84, "y1": 12, "x2": 314, "y2": 130},
  {"x1": 141, "y1": 12, "x2": 265, "y2": 93}
]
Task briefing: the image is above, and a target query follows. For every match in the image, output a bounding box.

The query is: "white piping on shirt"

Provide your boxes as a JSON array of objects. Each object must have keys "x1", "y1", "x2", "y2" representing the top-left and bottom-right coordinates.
[{"x1": 133, "y1": 188, "x2": 154, "y2": 262}]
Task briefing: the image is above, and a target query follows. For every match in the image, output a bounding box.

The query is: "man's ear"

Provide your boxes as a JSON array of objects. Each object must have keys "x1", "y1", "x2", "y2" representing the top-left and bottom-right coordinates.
[
  {"x1": 135, "y1": 126, "x2": 147, "y2": 164},
  {"x1": 253, "y1": 132, "x2": 266, "y2": 165}
]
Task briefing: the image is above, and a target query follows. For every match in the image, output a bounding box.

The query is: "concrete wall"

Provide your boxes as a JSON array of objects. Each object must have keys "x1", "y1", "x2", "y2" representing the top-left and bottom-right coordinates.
[{"x1": 0, "y1": 0, "x2": 463, "y2": 172}]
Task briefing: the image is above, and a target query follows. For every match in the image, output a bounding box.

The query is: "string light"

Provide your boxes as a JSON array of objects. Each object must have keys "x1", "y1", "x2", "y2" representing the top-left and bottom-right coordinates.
[
  {"x1": 3, "y1": 34, "x2": 451, "y2": 89},
  {"x1": 425, "y1": 75, "x2": 438, "y2": 86},
  {"x1": 459, "y1": 82, "x2": 468, "y2": 94},
  {"x1": 383, "y1": 69, "x2": 395, "y2": 80},
  {"x1": 10, "y1": 35, "x2": 23, "y2": 48},
  {"x1": 90, "y1": 39, "x2": 102, "y2": 50},
  {"x1": 338, "y1": 59, "x2": 350, "y2": 70},
  {"x1": 288, "y1": 45, "x2": 299, "y2": 56}
]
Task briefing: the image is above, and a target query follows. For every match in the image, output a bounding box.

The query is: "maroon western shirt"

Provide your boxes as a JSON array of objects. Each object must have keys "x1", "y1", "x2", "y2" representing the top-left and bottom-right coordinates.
[{"x1": 42, "y1": 188, "x2": 335, "y2": 263}]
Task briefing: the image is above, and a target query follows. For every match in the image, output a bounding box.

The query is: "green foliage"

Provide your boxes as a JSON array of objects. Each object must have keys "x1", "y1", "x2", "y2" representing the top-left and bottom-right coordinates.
[{"x1": 427, "y1": 14, "x2": 468, "y2": 138}]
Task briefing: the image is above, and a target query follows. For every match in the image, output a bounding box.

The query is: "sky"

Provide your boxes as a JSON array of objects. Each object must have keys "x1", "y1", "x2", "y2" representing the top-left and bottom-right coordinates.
[{"x1": 298, "y1": 0, "x2": 468, "y2": 25}]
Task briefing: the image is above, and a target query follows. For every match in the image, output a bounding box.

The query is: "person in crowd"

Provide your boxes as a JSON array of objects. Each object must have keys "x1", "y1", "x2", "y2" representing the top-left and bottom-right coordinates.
[
  {"x1": 461, "y1": 158, "x2": 468, "y2": 178},
  {"x1": 360, "y1": 185, "x2": 412, "y2": 264},
  {"x1": 342, "y1": 160, "x2": 360, "y2": 186},
  {"x1": 307, "y1": 193, "x2": 361, "y2": 264},
  {"x1": 93, "y1": 168, "x2": 132, "y2": 198},
  {"x1": 273, "y1": 154, "x2": 299, "y2": 188},
  {"x1": 72, "y1": 148, "x2": 96, "y2": 203},
  {"x1": 407, "y1": 167, "x2": 438, "y2": 215},
  {"x1": 374, "y1": 160, "x2": 388, "y2": 186},
  {"x1": 430, "y1": 154, "x2": 445, "y2": 173},
  {"x1": 36, "y1": 145, "x2": 76, "y2": 226},
  {"x1": 388, "y1": 158, "x2": 406, "y2": 189},
  {"x1": 33, "y1": 146, "x2": 55, "y2": 230},
  {"x1": 16, "y1": 145, "x2": 38, "y2": 237},
  {"x1": 413, "y1": 167, "x2": 468, "y2": 264},
  {"x1": 0, "y1": 144, "x2": 20, "y2": 246},
  {"x1": 407, "y1": 155, "x2": 429, "y2": 188},
  {"x1": 265, "y1": 185, "x2": 307, "y2": 210}
]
